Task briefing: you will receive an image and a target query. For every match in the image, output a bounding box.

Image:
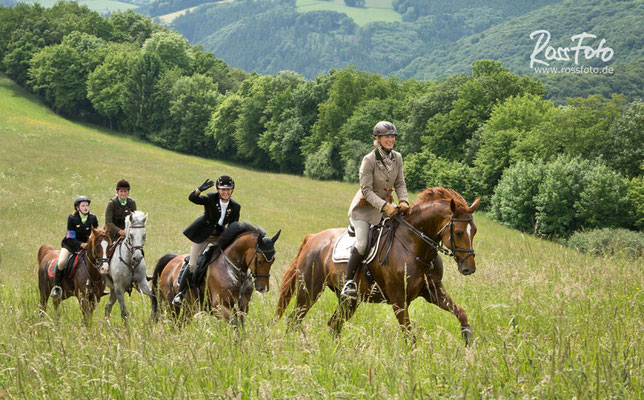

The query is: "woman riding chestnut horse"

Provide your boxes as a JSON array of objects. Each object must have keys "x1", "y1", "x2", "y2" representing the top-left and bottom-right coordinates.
[{"x1": 277, "y1": 121, "x2": 480, "y2": 342}]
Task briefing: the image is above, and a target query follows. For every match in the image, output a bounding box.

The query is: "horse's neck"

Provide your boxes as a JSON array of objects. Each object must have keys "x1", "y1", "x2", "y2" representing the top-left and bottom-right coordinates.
[
  {"x1": 84, "y1": 244, "x2": 102, "y2": 278},
  {"x1": 405, "y1": 202, "x2": 449, "y2": 239},
  {"x1": 224, "y1": 236, "x2": 254, "y2": 272}
]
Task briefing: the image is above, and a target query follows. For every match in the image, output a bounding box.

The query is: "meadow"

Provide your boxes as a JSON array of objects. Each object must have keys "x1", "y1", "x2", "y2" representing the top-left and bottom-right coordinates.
[
  {"x1": 0, "y1": 73, "x2": 642, "y2": 398},
  {"x1": 295, "y1": 0, "x2": 401, "y2": 26}
]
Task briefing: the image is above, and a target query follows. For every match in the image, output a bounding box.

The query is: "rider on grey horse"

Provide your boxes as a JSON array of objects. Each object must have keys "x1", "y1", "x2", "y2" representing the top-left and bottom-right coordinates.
[{"x1": 172, "y1": 175, "x2": 241, "y2": 305}]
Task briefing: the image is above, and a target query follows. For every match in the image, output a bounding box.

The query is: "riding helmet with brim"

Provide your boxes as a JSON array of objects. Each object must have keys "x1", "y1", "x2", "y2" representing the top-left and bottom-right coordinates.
[
  {"x1": 74, "y1": 196, "x2": 91, "y2": 207},
  {"x1": 373, "y1": 121, "x2": 398, "y2": 136},
  {"x1": 216, "y1": 175, "x2": 235, "y2": 190},
  {"x1": 116, "y1": 179, "x2": 130, "y2": 190}
]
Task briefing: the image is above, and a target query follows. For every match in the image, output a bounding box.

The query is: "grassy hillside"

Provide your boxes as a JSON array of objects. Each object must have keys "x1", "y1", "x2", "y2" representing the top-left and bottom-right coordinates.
[
  {"x1": 295, "y1": 0, "x2": 401, "y2": 26},
  {"x1": 0, "y1": 73, "x2": 642, "y2": 398}
]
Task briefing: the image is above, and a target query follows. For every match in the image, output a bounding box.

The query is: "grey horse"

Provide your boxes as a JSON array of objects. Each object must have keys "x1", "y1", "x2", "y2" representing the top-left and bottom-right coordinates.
[{"x1": 104, "y1": 211, "x2": 152, "y2": 323}]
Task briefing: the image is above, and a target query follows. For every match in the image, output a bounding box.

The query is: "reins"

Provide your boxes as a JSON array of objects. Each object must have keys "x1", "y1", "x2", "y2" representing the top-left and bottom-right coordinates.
[{"x1": 115, "y1": 224, "x2": 145, "y2": 270}]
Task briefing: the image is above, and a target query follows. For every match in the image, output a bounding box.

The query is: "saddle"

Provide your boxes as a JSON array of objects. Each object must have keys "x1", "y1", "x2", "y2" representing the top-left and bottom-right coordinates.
[
  {"x1": 332, "y1": 219, "x2": 389, "y2": 264},
  {"x1": 47, "y1": 251, "x2": 84, "y2": 281},
  {"x1": 178, "y1": 244, "x2": 222, "y2": 289}
]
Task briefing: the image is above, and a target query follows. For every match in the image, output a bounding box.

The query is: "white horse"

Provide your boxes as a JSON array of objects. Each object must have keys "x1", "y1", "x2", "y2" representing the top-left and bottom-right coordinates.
[{"x1": 104, "y1": 211, "x2": 152, "y2": 322}]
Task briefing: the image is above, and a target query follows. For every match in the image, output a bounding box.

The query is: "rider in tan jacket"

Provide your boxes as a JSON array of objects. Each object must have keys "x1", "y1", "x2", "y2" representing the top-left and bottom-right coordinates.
[{"x1": 341, "y1": 121, "x2": 410, "y2": 300}]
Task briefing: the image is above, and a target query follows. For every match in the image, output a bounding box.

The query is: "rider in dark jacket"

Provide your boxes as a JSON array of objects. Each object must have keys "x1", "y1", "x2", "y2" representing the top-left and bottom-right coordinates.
[
  {"x1": 105, "y1": 179, "x2": 137, "y2": 242},
  {"x1": 50, "y1": 196, "x2": 99, "y2": 298},
  {"x1": 172, "y1": 175, "x2": 241, "y2": 305}
]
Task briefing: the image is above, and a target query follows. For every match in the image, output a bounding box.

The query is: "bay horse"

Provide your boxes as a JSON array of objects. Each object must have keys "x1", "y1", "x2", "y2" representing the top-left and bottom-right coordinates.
[
  {"x1": 151, "y1": 222, "x2": 281, "y2": 326},
  {"x1": 276, "y1": 187, "x2": 480, "y2": 342},
  {"x1": 104, "y1": 211, "x2": 152, "y2": 323},
  {"x1": 37, "y1": 226, "x2": 111, "y2": 323}
]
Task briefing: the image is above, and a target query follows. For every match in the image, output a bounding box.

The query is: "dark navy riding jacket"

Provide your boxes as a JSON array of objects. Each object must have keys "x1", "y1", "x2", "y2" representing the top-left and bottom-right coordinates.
[
  {"x1": 61, "y1": 212, "x2": 99, "y2": 252},
  {"x1": 183, "y1": 191, "x2": 241, "y2": 243}
]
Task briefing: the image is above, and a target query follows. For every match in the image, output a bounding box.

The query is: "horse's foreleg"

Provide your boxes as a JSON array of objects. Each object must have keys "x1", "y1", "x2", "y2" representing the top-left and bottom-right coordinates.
[
  {"x1": 427, "y1": 281, "x2": 472, "y2": 344},
  {"x1": 104, "y1": 290, "x2": 117, "y2": 320},
  {"x1": 115, "y1": 289, "x2": 128, "y2": 323}
]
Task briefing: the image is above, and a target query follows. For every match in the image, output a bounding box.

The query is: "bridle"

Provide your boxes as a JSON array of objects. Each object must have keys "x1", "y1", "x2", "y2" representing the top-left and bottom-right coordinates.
[
  {"x1": 394, "y1": 213, "x2": 476, "y2": 264},
  {"x1": 223, "y1": 241, "x2": 274, "y2": 280},
  {"x1": 117, "y1": 224, "x2": 145, "y2": 270},
  {"x1": 85, "y1": 236, "x2": 110, "y2": 281}
]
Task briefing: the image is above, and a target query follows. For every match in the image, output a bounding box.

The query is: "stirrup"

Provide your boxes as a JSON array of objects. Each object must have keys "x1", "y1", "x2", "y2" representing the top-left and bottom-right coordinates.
[
  {"x1": 171, "y1": 292, "x2": 184, "y2": 306},
  {"x1": 50, "y1": 285, "x2": 62, "y2": 298},
  {"x1": 340, "y1": 280, "x2": 357, "y2": 300}
]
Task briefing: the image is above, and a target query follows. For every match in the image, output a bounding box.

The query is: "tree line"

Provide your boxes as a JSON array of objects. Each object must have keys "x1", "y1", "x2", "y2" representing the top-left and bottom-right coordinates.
[{"x1": 0, "y1": 2, "x2": 641, "y2": 242}]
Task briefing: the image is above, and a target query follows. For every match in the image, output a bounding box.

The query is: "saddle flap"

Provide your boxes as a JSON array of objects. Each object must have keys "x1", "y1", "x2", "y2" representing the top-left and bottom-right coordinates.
[{"x1": 331, "y1": 226, "x2": 382, "y2": 265}]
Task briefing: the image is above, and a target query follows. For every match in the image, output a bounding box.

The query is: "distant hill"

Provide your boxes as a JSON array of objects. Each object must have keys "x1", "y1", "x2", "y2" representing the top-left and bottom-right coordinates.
[{"x1": 168, "y1": 0, "x2": 643, "y2": 101}]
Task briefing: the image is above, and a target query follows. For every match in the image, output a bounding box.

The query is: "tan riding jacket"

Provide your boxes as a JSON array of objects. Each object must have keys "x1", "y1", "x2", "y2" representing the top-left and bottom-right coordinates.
[{"x1": 348, "y1": 149, "x2": 408, "y2": 225}]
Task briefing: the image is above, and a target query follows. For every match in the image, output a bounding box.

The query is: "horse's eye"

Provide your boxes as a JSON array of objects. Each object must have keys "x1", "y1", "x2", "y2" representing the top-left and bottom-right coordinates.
[{"x1": 455, "y1": 231, "x2": 463, "y2": 237}]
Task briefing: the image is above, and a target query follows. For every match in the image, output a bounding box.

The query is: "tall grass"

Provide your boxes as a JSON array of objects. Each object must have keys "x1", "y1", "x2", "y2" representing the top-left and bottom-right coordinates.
[{"x1": 0, "y1": 73, "x2": 642, "y2": 398}]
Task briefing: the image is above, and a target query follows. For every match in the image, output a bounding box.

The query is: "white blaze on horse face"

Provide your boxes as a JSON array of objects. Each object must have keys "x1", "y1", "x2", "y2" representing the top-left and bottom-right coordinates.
[
  {"x1": 466, "y1": 223, "x2": 472, "y2": 245},
  {"x1": 100, "y1": 239, "x2": 109, "y2": 273}
]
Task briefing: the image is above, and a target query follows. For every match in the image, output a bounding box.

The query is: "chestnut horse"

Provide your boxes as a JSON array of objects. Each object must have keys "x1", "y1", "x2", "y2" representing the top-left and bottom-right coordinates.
[
  {"x1": 37, "y1": 226, "x2": 111, "y2": 323},
  {"x1": 151, "y1": 222, "x2": 281, "y2": 326},
  {"x1": 276, "y1": 188, "x2": 480, "y2": 342}
]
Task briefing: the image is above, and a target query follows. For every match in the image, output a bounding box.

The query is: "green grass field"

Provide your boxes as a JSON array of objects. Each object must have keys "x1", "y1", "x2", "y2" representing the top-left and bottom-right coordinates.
[
  {"x1": 296, "y1": 0, "x2": 401, "y2": 26},
  {"x1": 0, "y1": 73, "x2": 642, "y2": 398},
  {"x1": 17, "y1": 0, "x2": 137, "y2": 14}
]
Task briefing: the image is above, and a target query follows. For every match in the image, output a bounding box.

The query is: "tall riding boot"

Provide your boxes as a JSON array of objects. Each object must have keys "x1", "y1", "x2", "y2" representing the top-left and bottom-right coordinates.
[
  {"x1": 340, "y1": 247, "x2": 363, "y2": 300},
  {"x1": 50, "y1": 266, "x2": 64, "y2": 298},
  {"x1": 172, "y1": 265, "x2": 193, "y2": 306}
]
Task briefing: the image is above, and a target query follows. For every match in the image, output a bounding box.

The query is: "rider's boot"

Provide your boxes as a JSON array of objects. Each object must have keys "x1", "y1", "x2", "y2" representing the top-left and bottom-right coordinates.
[
  {"x1": 172, "y1": 262, "x2": 192, "y2": 306},
  {"x1": 340, "y1": 247, "x2": 363, "y2": 300},
  {"x1": 50, "y1": 265, "x2": 64, "y2": 298}
]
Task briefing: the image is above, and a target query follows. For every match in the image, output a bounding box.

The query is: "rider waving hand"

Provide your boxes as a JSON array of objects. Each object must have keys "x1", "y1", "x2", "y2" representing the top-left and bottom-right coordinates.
[
  {"x1": 341, "y1": 121, "x2": 409, "y2": 300},
  {"x1": 172, "y1": 175, "x2": 241, "y2": 305}
]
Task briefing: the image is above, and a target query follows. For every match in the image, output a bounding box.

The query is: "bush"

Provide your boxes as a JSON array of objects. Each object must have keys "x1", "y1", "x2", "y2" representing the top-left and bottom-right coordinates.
[
  {"x1": 627, "y1": 175, "x2": 644, "y2": 230},
  {"x1": 303, "y1": 142, "x2": 342, "y2": 180},
  {"x1": 340, "y1": 140, "x2": 373, "y2": 183},
  {"x1": 403, "y1": 151, "x2": 479, "y2": 202},
  {"x1": 490, "y1": 159, "x2": 545, "y2": 232},
  {"x1": 567, "y1": 228, "x2": 644, "y2": 258}
]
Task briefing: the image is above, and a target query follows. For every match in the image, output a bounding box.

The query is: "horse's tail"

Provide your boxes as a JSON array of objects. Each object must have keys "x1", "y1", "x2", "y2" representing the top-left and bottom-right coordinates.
[
  {"x1": 151, "y1": 253, "x2": 176, "y2": 319},
  {"x1": 276, "y1": 234, "x2": 312, "y2": 319}
]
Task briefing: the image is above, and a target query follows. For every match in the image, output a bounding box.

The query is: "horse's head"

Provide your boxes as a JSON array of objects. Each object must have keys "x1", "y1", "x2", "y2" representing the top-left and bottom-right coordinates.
[
  {"x1": 125, "y1": 211, "x2": 147, "y2": 265},
  {"x1": 439, "y1": 197, "x2": 480, "y2": 275},
  {"x1": 89, "y1": 225, "x2": 112, "y2": 273},
  {"x1": 248, "y1": 229, "x2": 281, "y2": 293}
]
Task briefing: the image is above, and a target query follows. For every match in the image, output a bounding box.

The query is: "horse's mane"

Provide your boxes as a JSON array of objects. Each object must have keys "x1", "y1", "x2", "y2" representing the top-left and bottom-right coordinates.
[
  {"x1": 412, "y1": 187, "x2": 469, "y2": 212},
  {"x1": 130, "y1": 210, "x2": 146, "y2": 222},
  {"x1": 217, "y1": 221, "x2": 259, "y2": 250}
]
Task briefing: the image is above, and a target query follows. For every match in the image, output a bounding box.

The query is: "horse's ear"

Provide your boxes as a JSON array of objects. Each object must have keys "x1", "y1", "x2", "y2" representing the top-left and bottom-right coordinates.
[
  {"x1": 271, "y1": 229, "x2": 281, "y2": 243},
  {"x1": 104, "y1": 224, "x2": 110, "y2": 234},
  {"x1": 143, "y1": 213, "x2": 148, "y2": 223},
  {"x1": 450, "y1": 199, "x2": 456, "y2": 214},
  {"x1": 469, "y1": 197, "x2": 481, "y2": 213}
]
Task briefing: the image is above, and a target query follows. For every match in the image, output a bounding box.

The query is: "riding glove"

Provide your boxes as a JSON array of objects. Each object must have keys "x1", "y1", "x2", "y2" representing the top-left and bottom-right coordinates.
[
  {"x1": 382, "y1": 203, "x2": 398, "y2": 216},
  {"x1": 398, "y1": 201, "x2": 410, "y2": 214},
  {"x1": 198, "y1": 179, "x2": 215, "y2": 192}
]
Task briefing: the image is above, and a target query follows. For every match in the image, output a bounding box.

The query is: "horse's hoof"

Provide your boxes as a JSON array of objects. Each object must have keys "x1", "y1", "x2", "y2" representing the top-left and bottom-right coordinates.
[{"x1": 461, "y1": 325, "x2": 474, "y2": 345}]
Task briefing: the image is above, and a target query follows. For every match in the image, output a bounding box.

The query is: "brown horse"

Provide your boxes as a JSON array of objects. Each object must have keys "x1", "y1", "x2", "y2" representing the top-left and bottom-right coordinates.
[
  {"x1": 37, "y1": 226, "x2": 111, "y2": 323},
  {"x1": 276, "y1": 187, "x2": 480, "y2": 341},
  {"x1": 151, "y1": 222, "x2": 281, "y2": 326}
]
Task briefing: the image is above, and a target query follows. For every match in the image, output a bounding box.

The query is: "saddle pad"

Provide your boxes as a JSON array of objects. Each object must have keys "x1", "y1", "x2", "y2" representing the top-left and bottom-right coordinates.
[
  {"x1": 47, "y1": 260, "x2": 57, "y2": 278},
  {"x1": 332, "y1": 230, "x2": 379, "y2": 264}
]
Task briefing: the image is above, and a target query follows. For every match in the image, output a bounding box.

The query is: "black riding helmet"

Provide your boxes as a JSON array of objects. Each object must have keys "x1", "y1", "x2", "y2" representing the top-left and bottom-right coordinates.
[
  {"x1": 216, "y1": 175, "x2": 235, "y2": 190},
  {"x1": 74, "y1": 196, "x2": 91, "y2": 208}
]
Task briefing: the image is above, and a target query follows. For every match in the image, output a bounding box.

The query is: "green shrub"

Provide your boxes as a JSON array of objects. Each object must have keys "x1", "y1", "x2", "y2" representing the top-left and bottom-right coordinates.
[
  {"x1": 567, "y1": 228, "x2": 644, "y2": 258},
  {"x1": 627, "y1": 175, "x2": 644, "y2": 230},
  {"x1": 303, "y1": 142, "x2": 342, "y2": 180},
  {"x1": 490, "y1": 159, "x2": 545, "y2": 232}
]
